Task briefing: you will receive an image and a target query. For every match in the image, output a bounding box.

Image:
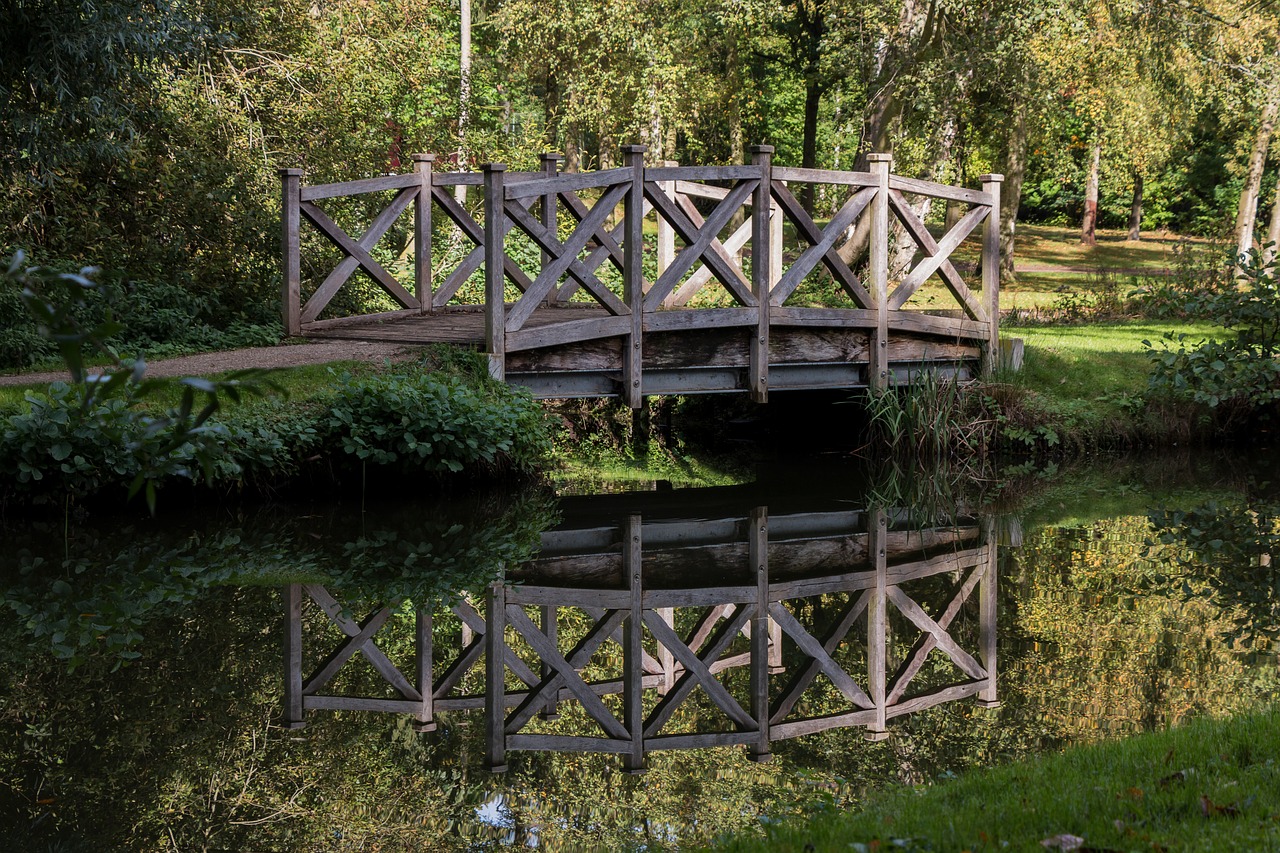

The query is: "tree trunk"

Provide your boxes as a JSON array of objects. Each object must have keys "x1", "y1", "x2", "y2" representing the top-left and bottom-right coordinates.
[
  {"x1": 998, "y1": 104, "x2": 1029, "y2": 281},
  {"x1": 543, "y1": 73, "x2": 561, "y2": 150},
  {"x1": 564, "y1": 125, "x2": 582, "y2": 173},
  {"x1": 1235, "y1": 78, "x2": 1280, "y2": 262},
  {"x1": 801, "y1": 81, "x2": 821, "y2": 210},
  {"x1": 1264, "y1": 174, "x2": 1280, "y2": 267},
  {"x1": 1128, "y1": 173, "x2": 1143, "y2": 241},
  {"x1": 1081, "y1": 141, "x2": 1101, "y2": 246}
]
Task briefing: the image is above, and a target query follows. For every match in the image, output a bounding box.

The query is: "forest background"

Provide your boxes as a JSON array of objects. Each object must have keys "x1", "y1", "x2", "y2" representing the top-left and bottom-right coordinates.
[{"x1": 1, "y1": 0, "x2": 1279, "y2": 366}]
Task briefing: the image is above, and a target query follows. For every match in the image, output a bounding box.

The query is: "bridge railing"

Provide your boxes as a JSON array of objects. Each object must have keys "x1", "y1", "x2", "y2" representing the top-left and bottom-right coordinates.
[{"x1": 280, "y1": 146, "x2": 1002, "y2": 402}]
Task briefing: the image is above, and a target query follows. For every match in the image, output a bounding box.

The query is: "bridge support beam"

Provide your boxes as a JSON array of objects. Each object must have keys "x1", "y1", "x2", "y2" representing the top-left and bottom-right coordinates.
[
  {"x1": 483, "y1": 163, "x2": 507, "y2": 380},
  {"x1": 980, "y1": 173, "x2": 1004, "y2": 376},
  {"x1": 623, "y1": 145, "x2": 647, "y2": 408}
]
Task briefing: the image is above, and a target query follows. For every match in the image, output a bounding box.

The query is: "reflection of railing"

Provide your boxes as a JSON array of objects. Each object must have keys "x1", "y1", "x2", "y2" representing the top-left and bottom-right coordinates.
[
  {"x1": 281, "y1": 147, "x2": 1002, "y2": 404},
  {"x1": 282, "y1": 504, "x2": 1002, "y2": 772}
]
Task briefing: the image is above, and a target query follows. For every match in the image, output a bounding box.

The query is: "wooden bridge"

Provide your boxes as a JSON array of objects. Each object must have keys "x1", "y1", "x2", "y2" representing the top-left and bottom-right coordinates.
[
  {"x1": 281, "y1": 146, "x2": 1002, "y2": 405},
  {"x1": 282, "y1": 486, "x2": 1005, "y2": 771}
]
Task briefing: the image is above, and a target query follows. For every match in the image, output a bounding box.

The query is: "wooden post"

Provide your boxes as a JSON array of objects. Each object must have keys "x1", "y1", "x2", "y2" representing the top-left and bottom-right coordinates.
[
  {"x1": 483, "y1": 163, "x2": 507, "y2": 381},
  {"x1": 485, "y1": 581, "x2": 508, "y2": 772},
  {"x1": 657, "y1": 160, "x2": 677, "y2": 283},
  {"x1": 657, "y1": 607, "x2": 676, "y2": 693},
  {"x1": 413, "y1": 606, "x2": 437, "y2": 732},
  {"x1": 540, "y1": 604, "x2": 560, "y2": 719},
  {"x1": 770, "y1": 198, "x2": 784, "y2": 294},
  {"x1": 279, "y1": 168, "x2": 303, "y2": 337},
  {"x1": 622, "y1": 144, "x2": 647, "y2": 409},
  {"x1": 540, "y1": 153, "x2": 563, "y2": 304},
  {"x1": 412, "y1": 154, "x2": 435, "y2": 314},
  {"x1": 866, "y1": 508, "x2": 889, "y2": 740},
  {"x1": 622, "y1": 514, "x2": 646, "y2": 773},
  {"x1": 749, "y1": 507, "x2": 772, "y2": 762},
  {"x1": 749, "y1": 145, "x2": 773, "y2": 404},
  {"x1": 980, "y1": 173, "x2": 1004, "y2": 376},
  {"x1": 868, "y1": 154, "x2": 892, "y2": 390},
  {"x1": 977, "y1": 517, "x2": 1001, "y2": 708},
  {"x1": 282, "y1": 584, "x2": 306, "y2": 729}
]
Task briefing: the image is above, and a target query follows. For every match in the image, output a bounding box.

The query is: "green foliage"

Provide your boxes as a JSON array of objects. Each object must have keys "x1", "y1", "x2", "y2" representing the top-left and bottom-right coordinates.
[
  {"x1": 1145, "y1": 249, "x2": 1280, "y2": 425},
  {"x1": 323, "y1": 365, "x2": 553, "y2": 475}
]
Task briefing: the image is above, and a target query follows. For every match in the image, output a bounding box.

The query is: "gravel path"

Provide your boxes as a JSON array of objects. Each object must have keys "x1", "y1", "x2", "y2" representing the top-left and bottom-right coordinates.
[{"x1": 0, "y1": 340, "x2": 420, "y2": 387}]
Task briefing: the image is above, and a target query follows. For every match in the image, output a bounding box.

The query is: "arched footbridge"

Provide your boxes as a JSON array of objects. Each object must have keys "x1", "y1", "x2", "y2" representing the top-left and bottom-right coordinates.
[{"x1": 280, "y1": 145, "x2": 1002, "y2": 406}]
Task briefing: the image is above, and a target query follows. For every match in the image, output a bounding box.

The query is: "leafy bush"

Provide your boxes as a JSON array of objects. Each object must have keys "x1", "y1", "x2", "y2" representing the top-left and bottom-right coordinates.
[
  {"x1": 323, "y1": 365, "x2": 552, "y2": 475},
  {"x1": 1145, "y1": 247, "x2": 1280, "y2": 428}
]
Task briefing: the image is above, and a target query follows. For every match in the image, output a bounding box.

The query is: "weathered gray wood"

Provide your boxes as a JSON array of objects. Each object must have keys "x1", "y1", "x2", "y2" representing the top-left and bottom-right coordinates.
[
  {"x1": 769, "y1": 591, "x2": 871, "y2": 725},
  {"x1": 623, "y1": 145, "x2": 647, "y2": 410},
  {"x1": 980, "y1": 174, "x2": 1003, "y2": 376},
  {"x1": 769, "y1": 181, "x2": 873, "y2": 308},
  {"x1": 772, "y1": 166, "x2": 879, "y2": 187},
  {"x1": 979, "y1": 516, "x2": 1000, "y2": 707},
  {"x1": 301, "y1": 172, "x2": 421, "y2": 201},
  {"x1": 485, "y1": 582, "x2": 508, "y2": 772},
  {"x1": 885, "y1": 564, "x2": 984, "y2": 705},
  {"x1": 643, "y1": 604, "x2": 755, "y2": 736},
  {"x1": 771, "y1": 708, "x2": 878, "y2": 739},
  {"x1": 656, "y1": 163, "x2": 677, "y2": 289},
  {"x1": 886, "y1": 190, "x2": 987, "y2": 321},
  {"x1": 673, "y1": 179, "x2": 731, "y2": 200},
  {"x1": 771, "y1": 187, "x2": 875, "y2": 306},
  {"x1": 886, "y1": 680, "x2": 985, "y2": 719},
  {"x1": 646, "y1": 165, "x2": 760, "y2": 181},
  {"x1": 665, "y1": 215, "x2": 754, "y2": 307},
  {"x1": 888, "y1": 175, "x2": 989, "y2": 205},
  {"x1": 643, "y1": 307, "x2": 758, "y2": 333},
  {"x1": 432, "y1": 172, "x2": 485, "y2": 187},
  {"x1": 769, "y1": 602, "x2": 874, "y2": 709},
  {"x1": 505, "y1": 609, "x2": 626, "y2": 732},
  {"x1": 886, "y1": 586, "x2": 985, "y2": 680},
  {"x1": 869, "y1": 155, "x2": 891, "y2": 391},
  {"x1": 643, "y1": 181, "x2": 757, "y2": 309},
  {"x1": 306, "y1": 696, "x2": 433, "y2": 713},
  {"x1": 890, "y1": 203, "x2": 990, "y2": 308},
  {"x1": 750, "y1": 146, "x2": 773, "y2": 403},
  {"x1": 506, "y1": 604, "x2": 631, "y2": 739},
  {"x1": 429, "y1": 186, "x2": 536, "y2": 304},
  {"x1": 539, "y1": 153, "x2": 562, "y2": 277},
  {"x1": 867, "y1": 508, "x2": 888, "y2": 737},
  {"x1": 283, "y1": 584, "x2": 305, "y2": 726},
  {"x1": 539, "y1": 604, "x2": 559, "y2": 719},
  {"x1": 415, "y1": 606, "x2": 434, "y2": 729},
  {"x1": 506, "y1": 734, "x2": 632, "y2": 753},
  {"x1": 505, "y1": 314, "x2": 631, "y2": 352},
  {"x1": 483, "y1": 164, "x2": 507, "y2": 380},
  {"x1": 301, "y1": 307, "x2": 421, "y2": 332},
  {"x1": 412, "y1": 155, "x2": 434, "y2": 313},
  {"x1": 623, "y1": 513, "x2": 645, "y2": 770},
  {"x1": 647, "y1": 732, "x2": 759, "y2": 750},
  {"x1": 299, "y1": 191, "x2": 421, "y2": 320},
  {"x1": 280, "y1": 169, "x2": 303, "y2": 336},
  {"x1": 506, "y1": 168, "x2": 631, "y2": 200},
  {"x1": 503, "y1": 182, "x2": 630, "y2": 329},
  {"x1": 301, "y1": 586, "x2": 419, "y2": 699}
]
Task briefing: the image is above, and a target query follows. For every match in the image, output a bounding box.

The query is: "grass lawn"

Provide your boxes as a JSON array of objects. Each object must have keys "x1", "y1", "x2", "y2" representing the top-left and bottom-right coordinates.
[{"x1": 716, "y1": 706, "x2": 1280, "y2": 852}]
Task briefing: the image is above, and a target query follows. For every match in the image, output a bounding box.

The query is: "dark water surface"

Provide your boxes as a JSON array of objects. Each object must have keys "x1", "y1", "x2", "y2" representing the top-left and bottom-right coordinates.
[{"x1": 2, "y1": 454, "x2": 1278, "y2": 850}]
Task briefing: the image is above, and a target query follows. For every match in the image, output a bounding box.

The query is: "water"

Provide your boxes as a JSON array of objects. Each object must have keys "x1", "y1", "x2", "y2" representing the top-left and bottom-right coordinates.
[{"x1": 2, "y1": 454, "x2": 1277, "y2": 849}]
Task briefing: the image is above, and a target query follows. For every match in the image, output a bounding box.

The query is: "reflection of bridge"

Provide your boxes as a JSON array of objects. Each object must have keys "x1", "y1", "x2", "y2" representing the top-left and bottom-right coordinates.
[
  {"x1": 283, "y1": 494, "x2": 1003, "y2": 772},
  {"x1": 281, "y1": 147, "x2": 1002, "y2": 404}
]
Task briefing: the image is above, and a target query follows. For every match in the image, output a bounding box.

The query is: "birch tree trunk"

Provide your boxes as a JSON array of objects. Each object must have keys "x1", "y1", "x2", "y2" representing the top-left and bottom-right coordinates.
[
  {"x1": 1264, "y1": 175, "x2": 1280, "y2": 266},
  {"x1": 1128, "y1": 173, "x2": 1143, "y2": 241},
  {"x1": 1234, "y1": 78, "x2": 1280, "y2": 262},
  {"x1": 1081, "y1": 141, "x2": 1101, "y2": 246}
]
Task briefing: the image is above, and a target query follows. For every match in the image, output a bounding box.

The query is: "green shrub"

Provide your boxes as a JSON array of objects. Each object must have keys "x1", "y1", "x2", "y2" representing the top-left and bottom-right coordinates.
[
  {"x1": 323, "y1": 366, "x2": 552, "y2": 475},
  {"x1": 1145, "y1": 248, "x2": 1280, "y2": 428}
]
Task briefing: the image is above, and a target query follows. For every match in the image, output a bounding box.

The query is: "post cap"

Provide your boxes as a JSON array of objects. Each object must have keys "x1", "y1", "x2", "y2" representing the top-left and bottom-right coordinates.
[
  {"x1": 481, "y1": 162, "x2": 507, "y2": 172},
  {"x1": 978, "y1": 173, "x2": 1005, "y2": 183},
  {"x1": 620, "y1": 144, "x2": 649, "y2": 154},
  {"x1": 411, "y1": 153, "x2": 436, "y2": 163},
  {"x1": 540, "y1": 152, "x2": 565, "y2": 162},
  {"x1": 749, "y1": 144, "x2": 775, "y2": 154},
  {"x1": 278, "y1": 168, "x2": 304, "y2": 177},
  {"x1": 865, "y1": 153, "x2": 893, "y2": 163}
]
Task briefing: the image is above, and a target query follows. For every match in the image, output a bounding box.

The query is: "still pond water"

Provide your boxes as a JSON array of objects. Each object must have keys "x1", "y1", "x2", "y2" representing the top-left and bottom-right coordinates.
[{"x1": 2, "y1": 450, "x2": 1278, "y2": 850}]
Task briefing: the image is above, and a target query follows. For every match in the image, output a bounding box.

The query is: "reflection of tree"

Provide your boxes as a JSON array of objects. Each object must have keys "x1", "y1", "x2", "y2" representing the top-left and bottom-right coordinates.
[
  {"x1": 0, "y1": 488, "x2": 555, "y2": 669},
  {"x1": 1004, "y1": 515, "x2": 1280, "y2": 743}
]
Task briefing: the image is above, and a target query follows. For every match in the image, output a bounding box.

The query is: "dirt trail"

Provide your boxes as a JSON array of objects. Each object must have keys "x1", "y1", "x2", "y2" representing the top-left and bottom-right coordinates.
[{"x1": 0, "y1": 340, "x2": 419, "y2": 387}]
